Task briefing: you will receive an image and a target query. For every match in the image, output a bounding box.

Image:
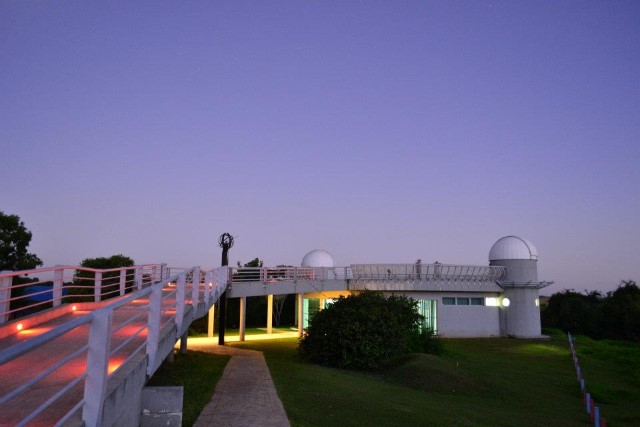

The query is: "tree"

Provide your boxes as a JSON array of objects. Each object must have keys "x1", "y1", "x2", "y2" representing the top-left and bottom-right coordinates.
[
  {"x1": 1, "y1": 212, "x2": 43, "y2": 318},
  {"x1": 602, "y1": 280, "x2": 640, "y2": 341},
  {"x1": 298, "y1": 292, "x2": 426, "y2": 370},
  {"x1": 0, "y1": 211, "x2": 42, "y2": 272},
  {"x1": 69, "y1": 254, "x2": 135, "y2": 302}
]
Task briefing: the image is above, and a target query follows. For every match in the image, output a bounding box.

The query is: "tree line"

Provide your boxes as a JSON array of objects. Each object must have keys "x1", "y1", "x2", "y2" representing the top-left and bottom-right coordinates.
[{"x1": 541, "y1": 280, "x2": 640, "y2": 342}]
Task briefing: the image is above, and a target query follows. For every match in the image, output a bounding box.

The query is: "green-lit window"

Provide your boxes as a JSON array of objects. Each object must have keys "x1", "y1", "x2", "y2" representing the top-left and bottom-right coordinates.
[
  {"x1": 418, "y1": 299, "x2": 437, "y2": 333},
  {"x1": 470, "y1": 298, "x2": 484, "y2": 306},
  {"x1": 457, "y1": 297, "x2": 470, "y2": 305},
  {"x1": 442, "y1": 297, "x2": 456, "y2": 305}
]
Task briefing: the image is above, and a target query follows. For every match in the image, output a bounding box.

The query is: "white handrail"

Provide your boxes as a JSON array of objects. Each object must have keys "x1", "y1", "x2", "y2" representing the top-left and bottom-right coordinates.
[{"x1": 0, "y1": 265, "x2": 227, "y2": 426}]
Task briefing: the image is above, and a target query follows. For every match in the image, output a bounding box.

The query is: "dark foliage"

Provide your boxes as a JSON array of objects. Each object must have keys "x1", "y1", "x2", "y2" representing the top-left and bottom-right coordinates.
[
  {"x1": 68, "y1": 254, "x2": 135, "y2": 302},
  {"x1": 0, "y1": 211, "x2": 42, "y2": 272},
  {"x1": 298, "y1": 292, "x2": 426, "y2": 370},
  {"x1": 542, "y1": 280, "x2": 640, "y2": 341}
]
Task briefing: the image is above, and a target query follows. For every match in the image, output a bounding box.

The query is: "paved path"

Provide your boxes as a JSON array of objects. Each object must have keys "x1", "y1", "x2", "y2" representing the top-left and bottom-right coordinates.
[{"x1": 188, "y1": 340, "x2": 290, "y2": 427}]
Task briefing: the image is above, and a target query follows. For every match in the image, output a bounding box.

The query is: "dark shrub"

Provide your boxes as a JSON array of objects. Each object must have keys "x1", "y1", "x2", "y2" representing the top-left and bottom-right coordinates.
[{"x1": 298, "y1": 292, "x2": 425, "y2": 370}]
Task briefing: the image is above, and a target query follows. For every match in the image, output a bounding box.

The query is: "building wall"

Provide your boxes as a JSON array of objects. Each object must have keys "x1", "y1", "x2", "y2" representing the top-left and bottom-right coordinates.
[{"x1": 394, "y1": 292, "x2": 502, "y2": 338}]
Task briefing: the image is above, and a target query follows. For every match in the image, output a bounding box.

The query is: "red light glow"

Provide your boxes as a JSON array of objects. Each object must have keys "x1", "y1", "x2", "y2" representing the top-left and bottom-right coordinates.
[{"x1": 16, "y1": 323, "x2": 24, "y2": 331}]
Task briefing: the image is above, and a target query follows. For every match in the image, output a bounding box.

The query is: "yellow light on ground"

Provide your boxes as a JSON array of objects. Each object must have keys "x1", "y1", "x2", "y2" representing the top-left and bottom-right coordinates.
[
  {"x1": 16, "y1": 323, "x2": 24, "y2": 331},
  {"x1": 502, "y1": 298, "x2": 510, "y2": 307}
]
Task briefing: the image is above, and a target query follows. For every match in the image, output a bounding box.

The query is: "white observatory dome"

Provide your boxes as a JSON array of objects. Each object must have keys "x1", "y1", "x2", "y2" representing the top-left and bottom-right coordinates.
[
  {"x1": 301, "y1": 250, "x2": 335, "y2": 267},
  {"x1": 489, "y1": 236, "x2": 538, "y2": 261}
]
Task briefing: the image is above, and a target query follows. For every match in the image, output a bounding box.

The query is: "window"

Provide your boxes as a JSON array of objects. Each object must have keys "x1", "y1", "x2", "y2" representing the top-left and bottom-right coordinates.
[
  {"x1": 456, "y1": 298, "x2": 470, "y2": 305},
  {"x1": 443, "y1": 297, "x2": 456, "y2": 305},
  {"x1": 485, "y1": 297, "x2": 499, "y2": 306},
  {"x1": 470, "y1": 298, "x2": 484, "y2": 306}
]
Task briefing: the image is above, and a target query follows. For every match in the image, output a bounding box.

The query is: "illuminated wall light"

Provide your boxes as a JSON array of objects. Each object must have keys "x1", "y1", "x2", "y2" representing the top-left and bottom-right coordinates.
[
  {"x1": 16, "y1": 323, "x2": 24, "y2": 331},
  {"x1": 535, "y1": 298, "x2": 540, "y2": 307},
  {"x1": 502, "y1": 298, "x2": 511, "y2": 307},
  {"x1": 485, "y1": 297, "x2": 499, "y2": 307}
]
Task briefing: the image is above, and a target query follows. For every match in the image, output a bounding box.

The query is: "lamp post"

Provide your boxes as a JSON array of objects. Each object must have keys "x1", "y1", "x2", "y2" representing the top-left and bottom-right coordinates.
[{"x1": 218, "y1": 233, "x2": 234, "y2": 345}]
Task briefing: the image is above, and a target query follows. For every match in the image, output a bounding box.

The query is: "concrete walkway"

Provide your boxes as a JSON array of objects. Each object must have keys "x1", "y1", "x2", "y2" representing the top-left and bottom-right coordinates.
[{"x1": 188, "y1": 339, "x2": 290, "y2": 427}]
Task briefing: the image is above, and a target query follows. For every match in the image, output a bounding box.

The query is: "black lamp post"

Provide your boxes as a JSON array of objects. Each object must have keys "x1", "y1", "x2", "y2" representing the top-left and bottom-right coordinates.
[{"x1": 218, "y1": 233, "x2": 234, "y2": 345}]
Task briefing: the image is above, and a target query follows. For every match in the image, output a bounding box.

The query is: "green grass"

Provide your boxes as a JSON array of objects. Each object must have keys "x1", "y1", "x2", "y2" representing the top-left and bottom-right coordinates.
[
  {"x1": 230, "y1": 333, "x2": 640, "y2": 427},
  {"x1": 571, "y1": 335, "x2": 640, "y2": 426},
  {"x1": 145, "y1": 350, "x2": 230, "y2": 426}
]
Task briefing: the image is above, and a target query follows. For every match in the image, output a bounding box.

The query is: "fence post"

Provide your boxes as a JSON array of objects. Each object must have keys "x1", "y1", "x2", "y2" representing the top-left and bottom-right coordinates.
[
  {"x1": 204, "y1": 271, "x2": 212, "y2": 307},
  {"x1": 161, "y1": 263, "x2": 168, "y2": 280},
  {"x1": 95, "y1": 272, "x2": 102, "y2": 302},
  {"x1": 146, "y1": 285, "x2": 162, "y2": 375},
  {"x1": 135, "y1": 267, "x2": 143, "y2": 291},
  {"x1": 151, "y1": 265, "x2": 157, "y2": 283},
  {"x1": 119, "y1": 269, "x2": 126, "y2": 296},
  {"x1": 192, "y1": 267, "x2": 201, "y2": 315},
  {"x1": 52, "y1": 266, "x2": 63, "y2": 307},
  {"x1": 175, "y1": 273, "x2": 186, "y2": 338},
  {"x1": 82, "y1": 308, "x2": 112, "y2": 426},
  {"x1": 0, "y1": 271, "x2": 13, "y2": 324}
]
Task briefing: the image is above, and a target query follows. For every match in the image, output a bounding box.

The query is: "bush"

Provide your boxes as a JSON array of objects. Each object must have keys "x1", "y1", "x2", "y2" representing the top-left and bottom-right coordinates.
[{"x1": 298, "y1": 292, "x2": 425, "y2": 370}]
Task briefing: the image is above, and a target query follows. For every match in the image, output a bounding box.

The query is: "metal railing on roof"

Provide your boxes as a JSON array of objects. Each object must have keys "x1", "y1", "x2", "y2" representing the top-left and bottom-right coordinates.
[{"x1": 350, "y1": 263, "x2": 506, "y2": 282}]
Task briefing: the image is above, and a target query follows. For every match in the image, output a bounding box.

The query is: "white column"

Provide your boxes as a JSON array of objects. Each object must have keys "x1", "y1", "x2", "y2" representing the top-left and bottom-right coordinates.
[
  {"x1": 0, "y1": 272, "x2": 13, "y2": 324},
  {"x1": 207, "y1": 305, "x2": 215, "y2": 338},
  {"x1": 297, "y1": 293, "x2": 304, "y2": 338},
  {"x1": 239, "y1": 296, "x2": 246, "y2": 341},
  {"x1": 267, "y1": 294, "x2": 273, "y2": 334},
  {"x1": 82, "y1": 308, "x2": 112, "y2": 426},
  {"x1": 52, "y1": 266, "x2": 63, "y2": 307}
]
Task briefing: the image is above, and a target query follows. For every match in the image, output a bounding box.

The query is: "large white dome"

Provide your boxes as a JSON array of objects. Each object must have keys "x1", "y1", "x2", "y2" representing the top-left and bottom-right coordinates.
[
  {"x1": 301, "y1": 249, "x2": 335, "y2": 267},
  {"x1": 489, "y1": 236, "x2": 538, "y2": 261}
]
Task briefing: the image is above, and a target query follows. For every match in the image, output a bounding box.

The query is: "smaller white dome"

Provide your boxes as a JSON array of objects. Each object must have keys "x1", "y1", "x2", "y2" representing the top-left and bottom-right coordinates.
[
  {"x1": 489, "y1": 236, "x2": 538, "y2": 261},
  {"x1": 301, "y1": 250, "x2": 335, "y2": 267}
]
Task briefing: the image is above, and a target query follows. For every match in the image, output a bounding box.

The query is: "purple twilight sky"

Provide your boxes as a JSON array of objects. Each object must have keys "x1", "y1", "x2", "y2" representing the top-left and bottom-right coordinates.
[{"x1": 1, "y1": 1, "x2": 639, "y2": 295}]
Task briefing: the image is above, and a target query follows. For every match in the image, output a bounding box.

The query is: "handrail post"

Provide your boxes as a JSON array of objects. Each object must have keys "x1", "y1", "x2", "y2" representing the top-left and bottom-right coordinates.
[
  {"x1": 175, "y1": 273, "x2": 186, "y2": 338},
  {"x1": 82, "y1": 308, "x2": 112, "y2": 426},
  {"x1": 204, "y1": 271, "x2": 212, "y2": 307},
  {"x1": 0, "y1": 271, "x2": 13, "y2": 324},
  {"x1": 151, "y1": 265, "x2": 157, "y2": 284},
  {"x1": 161, "y1": 263, "x2": 168, "y2": 280},
  {"x1": 146, "y1": 285, "x2": 162, "y2": 375},
  {"x1": 192, "y1": 267, "x2": 201, "y2": 315},
  {"x1": 94, "y1": 272, "x2": 102, "y2": 303},
  {"x1": 119, "y1": 269, "x2": 126, "y2": 296},
  {"x1": 135, "y1": 267, "x2": 143, "y2": 291},
  {"x1": 52, "y1": 266, "x2": 63, "y2": 307}
]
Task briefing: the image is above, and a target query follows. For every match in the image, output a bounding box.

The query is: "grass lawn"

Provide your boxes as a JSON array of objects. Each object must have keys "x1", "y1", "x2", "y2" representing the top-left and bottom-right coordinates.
[
  {"x1": 145, "y1": 350, "x2": 230, "y2": 426},
  {"x1": 230, "y1": 331, "x2": 640, "y2": 427}
]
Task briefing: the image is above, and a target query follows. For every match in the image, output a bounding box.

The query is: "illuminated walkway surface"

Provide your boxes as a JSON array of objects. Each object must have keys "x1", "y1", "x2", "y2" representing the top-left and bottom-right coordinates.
[
  {"x1": 0, "y1": 298, "x2": 177, "y2": 425},
  {"x1": 188, "y1": 339, "x2": 290, "y2": 427}
]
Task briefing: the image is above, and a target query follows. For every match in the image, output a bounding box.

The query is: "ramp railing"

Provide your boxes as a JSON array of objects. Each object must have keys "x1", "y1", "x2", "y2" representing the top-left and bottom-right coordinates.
[
  {"x1": 0, "y1": 264, "x2": 167, "y2": 324},
  {"x1": 0, "y1": 265, "x2": 227, "y2": 426}
]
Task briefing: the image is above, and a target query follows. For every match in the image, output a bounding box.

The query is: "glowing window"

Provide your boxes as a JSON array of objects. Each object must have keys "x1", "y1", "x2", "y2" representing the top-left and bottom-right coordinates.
[{"x1": 485, "y1": 297, "x2": 499, "y2": 306}]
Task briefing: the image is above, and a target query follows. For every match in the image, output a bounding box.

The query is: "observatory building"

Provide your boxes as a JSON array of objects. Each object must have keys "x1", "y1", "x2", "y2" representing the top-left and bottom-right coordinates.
[
  {"x1": 226, "y1": 236, "x2": 552, "y2": 338},
  {"x1": 296, "y1": 236, "x2": 552, "y2": 338}
]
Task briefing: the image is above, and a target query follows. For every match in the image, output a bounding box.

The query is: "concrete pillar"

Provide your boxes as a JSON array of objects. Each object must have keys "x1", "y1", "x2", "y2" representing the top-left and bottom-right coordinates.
[
  {"x1": 318, "y1": 298, "x2": 325, "y2": 311},
  {"x1": 239, "y1": 296, "x2": 246, "y2": 342},
  {"x1": 207, "y1": 305, "x2": 215, "y2": 338},
  {"x1": 267, "y1": 294, "x2": 273, "y2": 334},
  {"x1": 297, "y1": 293, "x2": 304, "y2": 338},
  {"x1": 180, "y1": 332, "x2": 188, "y2": 354}
]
